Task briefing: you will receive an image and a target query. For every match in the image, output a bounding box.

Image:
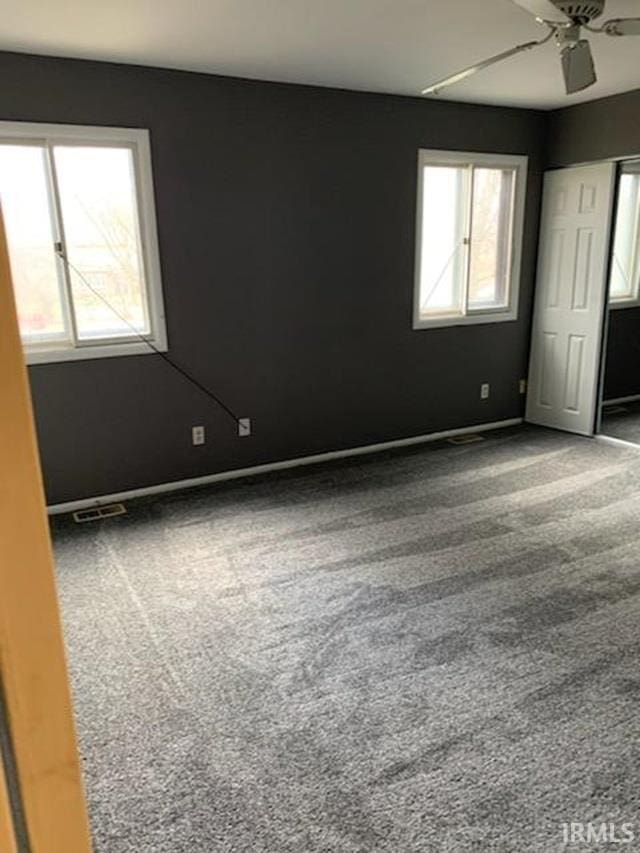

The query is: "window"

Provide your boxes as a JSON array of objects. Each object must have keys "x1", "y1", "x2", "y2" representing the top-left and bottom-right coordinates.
[
  {"x1": 0, "y1": 122, "x2": 166, "y2": 363},
  {"x1": 413, "y1": 150, "x2": 528, "y2": 328},
  {"x1": 608, "y1": 163, "x2": 640, "y2": 308}
]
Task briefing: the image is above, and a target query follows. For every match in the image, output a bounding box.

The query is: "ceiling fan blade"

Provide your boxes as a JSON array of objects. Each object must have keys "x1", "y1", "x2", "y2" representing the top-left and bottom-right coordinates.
[
  {"x1": 602, "y1": 18, "x2": 640, "y2": 35},
  {"x1": 421, "y1": 39, "x2": 546, "y2": 95},
  {"x1": 561, "y1": 39, "x2": 597, "y2": 94},
  {"x1": 510, "y1": 0, "x2": 570, "y2": 22}
]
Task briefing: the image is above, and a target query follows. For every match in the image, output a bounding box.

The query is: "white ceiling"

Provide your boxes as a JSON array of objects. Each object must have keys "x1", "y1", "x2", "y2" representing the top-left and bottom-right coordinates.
[{"x1": 3, "y1": 0, "x2": 640, "y2": 109}]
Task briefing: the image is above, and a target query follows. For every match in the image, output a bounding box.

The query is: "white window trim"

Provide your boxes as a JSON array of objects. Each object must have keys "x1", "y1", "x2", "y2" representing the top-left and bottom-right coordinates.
[
  {"x1": 608, "y1": 167, "x2": 640, "y2": 309},
  {"x1": 609, "y1": 294, "x2": 640, "y2": 309},
  {"x1": 0, "y1": 121, "x2": 167, "y2": 364},
  {"x1": 412, "y1": 149, "x2": 528, "y2": 330}
]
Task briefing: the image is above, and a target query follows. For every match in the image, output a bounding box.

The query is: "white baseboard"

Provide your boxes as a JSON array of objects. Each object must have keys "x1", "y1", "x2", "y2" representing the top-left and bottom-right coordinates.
[
  {"x1": 596, "y1": 435, "x2": 640, "y2": 451},
  {"x1": 46, "y1": 417, "x2": 523, "y2": 515},
  {"x1": 603, "y1": 394, "x2": 640, "y2": 406}
]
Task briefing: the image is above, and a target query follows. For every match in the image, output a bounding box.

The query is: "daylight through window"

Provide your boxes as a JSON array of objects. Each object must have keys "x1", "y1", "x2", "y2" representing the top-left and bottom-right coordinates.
[
  {"x1": 414, "y1": 150, "x2": 527, "y2": 328},
  {"x1": 609, "y1": 167, "x2": 640, "y2": 306},
  {"x1": 0, "y1": 123, "x2": 166, "y2": 363}
]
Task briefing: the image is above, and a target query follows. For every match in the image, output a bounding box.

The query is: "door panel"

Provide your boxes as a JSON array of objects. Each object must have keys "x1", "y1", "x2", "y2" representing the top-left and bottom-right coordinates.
[{"x1": 526, "y1": 163, "x2": 616, "y2": 435}]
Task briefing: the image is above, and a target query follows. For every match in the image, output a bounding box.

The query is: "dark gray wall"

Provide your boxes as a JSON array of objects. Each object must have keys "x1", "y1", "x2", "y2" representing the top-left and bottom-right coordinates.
[
  {"x1": 0, "y1": 51, "x2": 546, "y2": 504},
  {"x1": 546, "y1": 89, "x2": 640, "y2": 402},
  {"x1": 603, "y1": 308, "x2": 640, "y2": 400},
  {"x1": 545, "y1": 88, "x2": 640, "y2": 168}
]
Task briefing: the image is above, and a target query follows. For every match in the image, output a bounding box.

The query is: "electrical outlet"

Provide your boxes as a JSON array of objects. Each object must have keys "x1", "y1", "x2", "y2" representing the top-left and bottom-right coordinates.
[
  {"x1": 238, "y1": 417, "x2": 251, "y2": 437},
  {"x1": 480, "y1": 383, "x2": 490, "y2": 400},
  {"x1": 519, "y1": 378, "x2": 527, "y2": 395},
  {"x1": 192, "y1": 425, "x2": 205, "y2": 446}
]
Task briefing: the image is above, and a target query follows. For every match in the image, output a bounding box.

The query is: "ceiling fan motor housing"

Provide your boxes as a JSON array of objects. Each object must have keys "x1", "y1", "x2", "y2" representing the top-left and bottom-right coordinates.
[{"x1": 551, "y1": 0, "x2": 605, "y2": 23}]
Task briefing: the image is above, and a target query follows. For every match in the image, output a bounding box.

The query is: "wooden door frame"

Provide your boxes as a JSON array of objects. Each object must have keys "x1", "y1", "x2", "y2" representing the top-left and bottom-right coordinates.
[
  {"x1": 0, "y1": 756, "x2": 18, "y2": 853},
  {"x1": 0, "y1": 206, "x2": 93, "y2": 851}
]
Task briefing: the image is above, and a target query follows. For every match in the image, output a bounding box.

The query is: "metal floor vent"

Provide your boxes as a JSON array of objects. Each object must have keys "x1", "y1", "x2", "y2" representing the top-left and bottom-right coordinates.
[
  {"x1": 73, "y1": 503, "x2": 127, "y2": 523},
  {"x1": 603, "y1": 405, "x2": 629, "y2": 415},
  {"x1": 447, "y1": 433, "x2": 486, "y2": 446}
]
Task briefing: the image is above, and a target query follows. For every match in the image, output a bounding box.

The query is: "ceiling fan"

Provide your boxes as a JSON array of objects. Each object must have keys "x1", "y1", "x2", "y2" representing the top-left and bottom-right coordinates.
[{"x1": 422, "y1": 0, "x2": 640, "y2": 96}]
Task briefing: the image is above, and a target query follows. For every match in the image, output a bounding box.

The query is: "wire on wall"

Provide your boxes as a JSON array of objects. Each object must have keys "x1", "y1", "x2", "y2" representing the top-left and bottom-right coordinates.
[{"x1": 55, "y1": 248, "x2": 242, "y2": 428}]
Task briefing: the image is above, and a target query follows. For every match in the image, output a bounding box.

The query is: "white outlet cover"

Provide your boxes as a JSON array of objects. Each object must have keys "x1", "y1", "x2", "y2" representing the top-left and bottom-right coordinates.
[
  {"x1": 238, "y1": 418, "x2": 251, "y2": 437},
  {"x1": 192, "y1": 425, "x2": 205, "y2": 445}
]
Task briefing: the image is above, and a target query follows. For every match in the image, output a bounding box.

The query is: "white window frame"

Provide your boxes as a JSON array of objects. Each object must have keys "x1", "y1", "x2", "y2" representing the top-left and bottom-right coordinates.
[
  {"x1": 609, "y1": 286, "x2": 640, "y2": 310},
  {"x1": 413, "y1": 149, "x2": 528, "y2": 330},
  {"x1": 608, "y1": 165, "x2": 640, "y2": 310},
  {"x1": 0, "y1": 121, "x2": 167, "y2": 364}
]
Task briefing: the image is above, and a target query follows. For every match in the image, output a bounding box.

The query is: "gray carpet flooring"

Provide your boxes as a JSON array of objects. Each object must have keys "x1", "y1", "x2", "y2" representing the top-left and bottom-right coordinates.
[
  {"x1": 51, "y1": 425, "x2": 640, "y2": 852},
  {"x1": 601, "y1": 400, "x2": 640, "y2": 446}
]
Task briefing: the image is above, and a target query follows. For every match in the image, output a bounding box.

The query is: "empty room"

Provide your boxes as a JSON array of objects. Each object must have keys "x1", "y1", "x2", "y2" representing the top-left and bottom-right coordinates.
[{"x1": 3, "y1": 1, "x2": 640, "y2": 851}]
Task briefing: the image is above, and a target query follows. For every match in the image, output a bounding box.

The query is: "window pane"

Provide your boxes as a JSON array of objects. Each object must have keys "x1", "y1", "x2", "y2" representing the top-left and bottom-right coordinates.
[
  {"x1": 53, "y1": 145, "x2": 150, "y2": 340},
  {"x1": 468, "y1": 168, "x2": 514, "y2": 311},
  {"x1": 0, "y1": 145, "x2": 68, "y2": 343},
  {"x1": 609, "y1": 173, "x2": 640, "y2": 302},
  {"x1": 418, "y1": 165, "x2": 467, "y2": 317}
]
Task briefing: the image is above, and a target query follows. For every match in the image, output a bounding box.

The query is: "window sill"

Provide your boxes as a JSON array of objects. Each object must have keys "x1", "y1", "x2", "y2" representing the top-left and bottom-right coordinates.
[
  {"x1": 413, "y1": 310, "x2": 518, "y2": 330},
  {"x1": 609, "y1": 299, "x2": 640, "y2": 310},
  {"x1": 25, "y1": 338, "x2": 167, "y2": 366}
]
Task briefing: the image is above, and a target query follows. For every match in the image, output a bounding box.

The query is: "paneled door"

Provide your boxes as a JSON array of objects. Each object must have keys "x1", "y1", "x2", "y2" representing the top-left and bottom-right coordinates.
[{"x1": 526, "y1": 163, "x2": 616, "y2": 435}]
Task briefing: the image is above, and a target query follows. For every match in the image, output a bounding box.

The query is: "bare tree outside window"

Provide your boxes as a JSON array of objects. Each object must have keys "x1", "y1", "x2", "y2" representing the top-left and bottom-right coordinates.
[{"x1": 414, "y1": 150, "x2": 526, "y2": 328}]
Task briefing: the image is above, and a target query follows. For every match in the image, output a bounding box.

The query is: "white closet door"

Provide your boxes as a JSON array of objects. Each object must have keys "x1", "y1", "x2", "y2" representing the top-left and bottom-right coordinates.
[{"x1": 526, "y1": 162, "x2": 616, "y2": 435}]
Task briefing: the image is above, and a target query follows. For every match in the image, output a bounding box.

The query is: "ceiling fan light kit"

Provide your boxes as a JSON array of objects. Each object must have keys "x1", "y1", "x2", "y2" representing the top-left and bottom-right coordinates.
[{"x1": 421, "y1": 0, "x2": 640, "y2": 98}]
